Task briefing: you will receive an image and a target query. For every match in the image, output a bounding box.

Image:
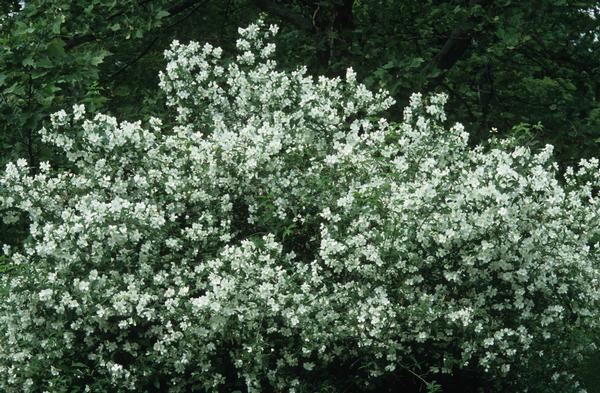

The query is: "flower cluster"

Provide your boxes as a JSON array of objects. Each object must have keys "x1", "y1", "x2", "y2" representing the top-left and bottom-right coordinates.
[{"x1": 1, "y1": 20, "x2": 599, "y2": 392}]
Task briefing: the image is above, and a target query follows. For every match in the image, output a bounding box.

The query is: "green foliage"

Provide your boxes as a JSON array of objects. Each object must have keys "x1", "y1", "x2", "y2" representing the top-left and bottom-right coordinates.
[
  {"x1": 3, "y1": 0, "x2": 597, "y2": 167},
  {"x1": 0, "y1": 0, "x2": 265, "y2": 171},
  {"x1": 0, "y1": 0, "x2": 180, "y2": 166},
  {"x1": 262, "y1": 0, "x2": 600, "y2": 165}
]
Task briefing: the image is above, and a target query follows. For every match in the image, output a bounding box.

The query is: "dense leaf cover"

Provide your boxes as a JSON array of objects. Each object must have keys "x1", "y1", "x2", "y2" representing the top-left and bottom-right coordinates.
[{"x1": 1, "y1": 1, "x2": 599, "y2": 171}]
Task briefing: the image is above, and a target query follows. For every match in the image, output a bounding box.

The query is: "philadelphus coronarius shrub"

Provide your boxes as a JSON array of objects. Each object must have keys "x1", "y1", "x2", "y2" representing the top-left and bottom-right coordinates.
[{"x1": 1, "y1": 20, "x2": 599, "y2": 392}]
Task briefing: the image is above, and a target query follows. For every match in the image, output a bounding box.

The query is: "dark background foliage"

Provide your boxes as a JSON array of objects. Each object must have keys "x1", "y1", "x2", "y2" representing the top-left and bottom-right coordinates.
[{"x1": 1, "y1": 0, "x2": 599, "y2": 391}]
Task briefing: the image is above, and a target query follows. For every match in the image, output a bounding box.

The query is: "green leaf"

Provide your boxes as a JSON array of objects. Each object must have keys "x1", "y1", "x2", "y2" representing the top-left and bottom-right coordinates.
[
  {"x1": 381, "y1": 61, "x2": 395, "y2": 70},
  {"x1": 156, "y1": 10, "x2": 170, "y2": 19},
  {"x1": 42, "y1": 85, "x2": 62, "y2": 94},
  {"x1": 0, "y1": 74, "x2": 6, "y2": 87},
  {"x1": 51, "y1": 19, "x2": 62, "y2": 35},
  {"x1": 408, "y1": 56, "x2": 424, "y2": 68},
  {"x1": 22, "y1": 57, "x2": 34, "y2": 67},
  {"x1": 37, "y1": 94, "x2": 54, "y2": 106},
  {"x1": 37, "y1": 57, "x2": 53, "y2": 69},
  {"x1": 4, "y1": 82, "x2": 24, "y2": 96},
  {"x1": 87, "y1": 49, "x2": 110, "y2": 67},
  {"x1": 47, "y1": 39, "x2": 66, "y2": 58},
  {"x1": 31, "y1": 70, "x2": 49, "y2": 80}
]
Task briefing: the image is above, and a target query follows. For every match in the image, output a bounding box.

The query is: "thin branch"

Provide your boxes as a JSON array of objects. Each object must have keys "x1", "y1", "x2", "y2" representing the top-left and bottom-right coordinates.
[
  {"x1": 109, "y1": 0, "x2": 208, "y2": 79},
  {"x1": 167, "y1": 0, "x2": 204, "y2": 15},
  {"x1": 109, "y1": 36, "x2": 160, "y2": 79},
  {"x1": 65, "y1": 0, "x2": 205, "y2": 51}
]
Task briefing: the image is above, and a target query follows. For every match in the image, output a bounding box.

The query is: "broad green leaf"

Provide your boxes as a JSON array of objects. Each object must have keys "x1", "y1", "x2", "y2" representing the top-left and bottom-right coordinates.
[
  {"x1": 51, "y1": 19, "x2": 62, "y2": 35},
  {"x1": 36, "y1": 57, "x2": 53, "y2": 69},
  {"x1": 156, "y1": 10, "x2": 170, "y2": 19},
  {"x1": 22, "y1": 57, "x2": 34, "y2": 67},
  {"x1": 47, "y1": 39, "x2": 66, "y2": 58},
  {"x1": 4, "y1": 82, "x2": 24, "y2": 95}
]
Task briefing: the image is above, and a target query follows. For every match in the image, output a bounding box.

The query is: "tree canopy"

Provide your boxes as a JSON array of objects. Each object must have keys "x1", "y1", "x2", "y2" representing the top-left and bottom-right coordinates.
[{"x1": 1, "y1": 0, "x2": 599, "y2": 167}]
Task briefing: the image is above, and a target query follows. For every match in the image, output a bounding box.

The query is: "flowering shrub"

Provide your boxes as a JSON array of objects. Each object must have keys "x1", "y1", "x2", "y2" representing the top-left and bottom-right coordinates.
[{"x1": 1, "y1": 20, "x2": 599, "y2": 392}]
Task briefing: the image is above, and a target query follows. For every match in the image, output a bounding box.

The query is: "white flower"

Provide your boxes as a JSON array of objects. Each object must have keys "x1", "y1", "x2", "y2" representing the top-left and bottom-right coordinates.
[
  {"x1": 38, "y1": 289, "x2": 54, "y2": 302},
  {"x1": 73, "y1": 104, "x2": 85, "y2": 121}
]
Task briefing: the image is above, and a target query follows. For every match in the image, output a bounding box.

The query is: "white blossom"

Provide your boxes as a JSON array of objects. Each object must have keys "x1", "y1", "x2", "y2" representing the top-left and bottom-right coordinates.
[{"x1": 0, "y1": 19, "x2": 597, "y2": 393}]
